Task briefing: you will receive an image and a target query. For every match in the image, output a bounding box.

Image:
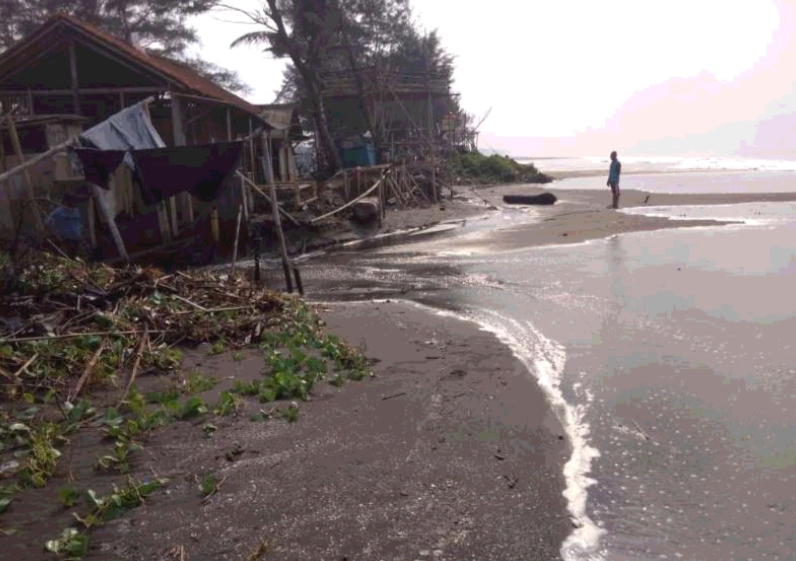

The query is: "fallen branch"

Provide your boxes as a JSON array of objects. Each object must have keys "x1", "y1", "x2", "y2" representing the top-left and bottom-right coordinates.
[
  {"x1": 171, "y1": 294, "x2": 207, "y2": 311},
  {"x1": 120, "y1": 329, "x2": 148, "y2": 405},
  {"x1": 68, "y1": 341, "x2": 105, "y2": 403},
  {"x1": 172, "y1": 306, "x2": 252, "y2": 315},
  {"x1": 1, "y1": 330, "x2": 165, "y2": 344},
  {"x1": 12, "y1": 354, "x2": 38, "y2": 378}
]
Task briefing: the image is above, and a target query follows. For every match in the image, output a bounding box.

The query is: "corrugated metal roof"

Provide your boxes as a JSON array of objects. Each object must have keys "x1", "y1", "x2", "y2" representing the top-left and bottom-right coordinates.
[{"x1": 0, "y1": 14, "x2": 262, "y2": 119}]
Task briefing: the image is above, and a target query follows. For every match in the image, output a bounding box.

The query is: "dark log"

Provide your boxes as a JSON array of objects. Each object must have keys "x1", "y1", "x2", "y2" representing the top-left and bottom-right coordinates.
[{"x1": 503, "y1": 192, "x2": 558, "y2": 206}]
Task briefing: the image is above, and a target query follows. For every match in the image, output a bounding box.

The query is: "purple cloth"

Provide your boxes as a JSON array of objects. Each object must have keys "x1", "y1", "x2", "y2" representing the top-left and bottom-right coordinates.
[
  {"x1": 74, "y1": 148, "x2": 127, "y2": 189},
  {"x1": 132, "y1": 142, "x2": 244, "y2": 205}
]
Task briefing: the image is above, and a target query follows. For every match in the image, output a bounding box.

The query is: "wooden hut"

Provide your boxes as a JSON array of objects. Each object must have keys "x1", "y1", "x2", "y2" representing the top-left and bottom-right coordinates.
[{"x1": 0, "y1": 14, "x2": 265, "y2": 262}]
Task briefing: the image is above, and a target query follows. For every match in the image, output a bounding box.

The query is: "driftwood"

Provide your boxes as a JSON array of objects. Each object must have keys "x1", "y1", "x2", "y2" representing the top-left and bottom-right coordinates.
[{"x1": 503, "y1": 193, "x2": 558, "y2": 206}]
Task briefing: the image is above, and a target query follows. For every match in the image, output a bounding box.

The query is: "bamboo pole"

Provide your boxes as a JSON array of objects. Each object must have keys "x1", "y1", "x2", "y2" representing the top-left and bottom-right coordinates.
[
  {"x1": 231, "y1": 203, "x2": 243, "y2": 276},
  {"x1": 235, "y1": 170, "x2": 301, "y2": 227},
  {"x1": 269, "y1": 179, "x2": 293, "y2": 293},
  {"x1": 311, "y1": 168, "x2": 389, "y2": 223},
  {"x1": 6, "y1": 115, "x2": 44, "y2": 230},
  {"x1": 0, "y1": 96, "x2": 155, "y2": 187},
  {"x1": 92, "y1": 183, "x2": 128, "y2": 262}
]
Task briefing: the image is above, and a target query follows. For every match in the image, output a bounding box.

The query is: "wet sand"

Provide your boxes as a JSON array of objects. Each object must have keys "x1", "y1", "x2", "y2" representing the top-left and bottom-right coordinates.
[{"x1": 82, "y1": 301, "x2": 570, "y2": 561}]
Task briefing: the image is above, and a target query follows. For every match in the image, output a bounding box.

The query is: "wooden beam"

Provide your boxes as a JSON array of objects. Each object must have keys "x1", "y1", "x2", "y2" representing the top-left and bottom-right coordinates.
[
  {"x1": 119, "y1": 91, "x2": 125, "y2": 109},
  {"x1": 26, "y1": 90, "x2": 33, "y2": 115},
  {"x1": 68, "y1": 39, "x2": 81, "y2": 115}
]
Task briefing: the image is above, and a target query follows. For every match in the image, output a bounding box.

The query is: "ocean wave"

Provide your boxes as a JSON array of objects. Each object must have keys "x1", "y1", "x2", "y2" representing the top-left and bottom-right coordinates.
[{"x1": 521, "y1": 156, "x2": 796, "y2": 174}]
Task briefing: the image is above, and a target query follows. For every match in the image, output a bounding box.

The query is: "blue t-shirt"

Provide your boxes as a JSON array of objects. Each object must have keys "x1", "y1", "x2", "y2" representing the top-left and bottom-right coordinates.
[
  {"x1": 45, "y1": 206, "x2": 83, "y2": 241},
  {"x1": 608, "y1": 160, "x2": 621, "y2": 185}
]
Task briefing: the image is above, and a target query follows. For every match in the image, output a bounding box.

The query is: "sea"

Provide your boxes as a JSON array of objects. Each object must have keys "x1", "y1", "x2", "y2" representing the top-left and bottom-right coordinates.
[{"x1": 290, "y1": 156, "x2": 796, "y2": 561}]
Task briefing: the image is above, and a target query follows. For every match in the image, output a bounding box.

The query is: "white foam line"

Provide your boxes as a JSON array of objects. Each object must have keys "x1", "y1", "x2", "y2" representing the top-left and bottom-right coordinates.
[{"x1": 334, "y1": 298, "x2": 606, "y2": 560}]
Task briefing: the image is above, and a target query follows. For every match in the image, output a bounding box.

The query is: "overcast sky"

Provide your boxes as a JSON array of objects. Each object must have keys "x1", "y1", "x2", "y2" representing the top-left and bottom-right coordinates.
[{"x1": 190, "y1": 0, "x2": 796, "y2": 158}]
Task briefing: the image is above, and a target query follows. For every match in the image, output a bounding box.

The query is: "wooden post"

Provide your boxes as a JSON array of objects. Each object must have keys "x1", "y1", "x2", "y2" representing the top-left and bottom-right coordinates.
[
  {"x1": 119, "y1": 92, "x2": 125, "y2": 109},
  {"x1": 26, "y1": 89, "x2": 33, "y2": 115},
  {"x1": 292, "y1": 266, "x2": 304, "y2": 296},
  {"x1": 68, "y1": 40, "x2": 80, "y2": 115},
  {"x1": 156, "y1": 202, "x2": 171, "y2": 243},
  {"x1": 263, "y1": 134, "x2": 293, "y2": 291},
  {"x1": 170, "y1": 93, "x2": 193, "y2": 224},
  {"x1": 0, "y1": 119, "x2": 5, "y2": 172},
  {"x1": 270, "y1": 179, "x2": 293, "y2": 293},
  {"x1": 231, "y1": 203, "x2": 243, "y2": 276},
  {"x1": 87, "y1": 196, "x2": 97, "y2": 248},
  {"x1": 92, "y1": 184, "x2": 128, "y2": 262},
  {"x1": 6, "y1": 116, "x2": 43, "y2": 230},
  {"x1": 168, "y1": 196, "x2": 178, "y2": 235},
  {"x1": 427, "y1": 89, "x2": 437, "y2": 203},
  {"x1": 226, "y1": 108, "x2": 233, "y2": 141},
  {"x1": 210, "y1": 207, "x2": 220, "y2": 242}
]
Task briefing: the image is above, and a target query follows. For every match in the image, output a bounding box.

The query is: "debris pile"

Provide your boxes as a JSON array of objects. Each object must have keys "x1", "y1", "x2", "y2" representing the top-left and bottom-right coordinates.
[{"x1": 0, "y1": 254, "x2": 297, "y2": 400}]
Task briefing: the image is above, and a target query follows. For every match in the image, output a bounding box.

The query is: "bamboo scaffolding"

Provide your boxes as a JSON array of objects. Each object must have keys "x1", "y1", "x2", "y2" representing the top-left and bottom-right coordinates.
[{"x1": 311, "y1": 168, "x2": 390, "y2": 223}]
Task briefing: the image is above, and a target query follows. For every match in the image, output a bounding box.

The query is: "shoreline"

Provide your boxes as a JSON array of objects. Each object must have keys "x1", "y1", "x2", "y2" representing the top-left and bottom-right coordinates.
[
  {"x1": 281, "y1": 185, "x2": 796, "y2": 262},
  {"x1": 80, "y1": 299, "x2": 572, "y2": 561}
]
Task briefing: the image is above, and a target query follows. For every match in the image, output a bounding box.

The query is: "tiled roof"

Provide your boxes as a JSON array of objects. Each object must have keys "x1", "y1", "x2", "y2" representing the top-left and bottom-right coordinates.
[{"x1": 0, "y1": 13, "x2": 262, "y2": 118}]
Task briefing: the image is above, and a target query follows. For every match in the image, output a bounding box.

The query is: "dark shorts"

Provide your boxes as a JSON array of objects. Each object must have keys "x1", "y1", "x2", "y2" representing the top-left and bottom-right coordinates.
[{"x1": 609, "y1": 182, "x2": 620, "y2": 195}]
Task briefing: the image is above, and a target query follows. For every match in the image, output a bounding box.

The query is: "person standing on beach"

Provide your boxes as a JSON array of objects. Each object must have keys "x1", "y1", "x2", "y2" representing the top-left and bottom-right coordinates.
[{"x1": 607, "y1": 151, "x2": 622, "y2": 209}]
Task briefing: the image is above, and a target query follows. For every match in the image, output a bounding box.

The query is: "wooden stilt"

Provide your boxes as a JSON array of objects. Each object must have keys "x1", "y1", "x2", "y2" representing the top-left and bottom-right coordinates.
[
  {"x1": 269, "y1": 180, "x2": 293, "y2": 293},
  {"x1": 231, "y1": 204, "x2": 243, "y2": 276}
]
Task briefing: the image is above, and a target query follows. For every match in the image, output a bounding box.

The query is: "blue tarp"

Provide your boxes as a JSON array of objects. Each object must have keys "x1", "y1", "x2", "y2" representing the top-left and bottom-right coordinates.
[{"x1": 77, "y1": 102, "x2": 165, "y2": 169}]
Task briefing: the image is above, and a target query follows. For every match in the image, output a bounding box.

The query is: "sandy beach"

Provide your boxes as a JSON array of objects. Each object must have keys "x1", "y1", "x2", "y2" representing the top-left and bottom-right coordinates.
[
  {"x1": 7, "y1": 175, "x2": 795, "y2": 561},
  {"x1": 61, "y1": 301, "x2": 570, "y2": 561}
]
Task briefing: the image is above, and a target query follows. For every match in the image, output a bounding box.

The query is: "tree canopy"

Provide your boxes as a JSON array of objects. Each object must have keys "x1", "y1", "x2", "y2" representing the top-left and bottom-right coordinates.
[
  {"x1": 0, "y1": 0, "x2": 249, "y2": 93},
  {"x1": 224, "y1": 0, "x2": 461, "y2": 172}
]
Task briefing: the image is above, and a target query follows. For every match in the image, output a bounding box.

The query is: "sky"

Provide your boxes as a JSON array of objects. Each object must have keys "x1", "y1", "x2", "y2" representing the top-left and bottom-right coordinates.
[{"x1": 190, "y1": 0, "x2": 796, "y2": 158}]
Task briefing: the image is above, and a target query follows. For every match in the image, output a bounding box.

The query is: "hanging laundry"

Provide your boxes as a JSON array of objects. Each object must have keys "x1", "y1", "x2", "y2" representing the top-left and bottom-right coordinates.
[
  {"x1": 132, "y1": 141, "x2": 244, "y2": 206},
  {"x1": 78, "y1": 101, "x2": 166, "y2": 170},
  {"x1": 73, "y1": 148, "x2": 127, "y2": 189}
]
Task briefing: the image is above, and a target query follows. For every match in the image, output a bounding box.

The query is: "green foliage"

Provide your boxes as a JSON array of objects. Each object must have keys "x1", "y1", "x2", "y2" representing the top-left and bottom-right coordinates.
[
  {"x1": 214, "y1": 391, "x2": 241, "y2": 416},
  {"x1": 57, "y1": 485, "x2": 81, "y2": 509},
  {"x1": 74, "y1": 476, "x2": 166, "y2": 528},
  {"x1": 198, "y1": 472, "x2": 218, "y2": 497},
  {"x1": 449, "y1": 152, "x2": 553, "y2": 185},
  {"x1": 44, "y1": 527, "x2": 89, "y2": 560},
  {"x1": 17, "y1": 422, "x2": 63, "y2": 488},
  {"x1": 280, "y1": 402, "x2": 300, "y2": 423},
  {"x1": 0, "y1": 485, "x2": 15, "y2": 514},
  {"x1": 184, "y1": 371, "x2": 218, "y2": 394},
  {"x1": 175, "y1": 396, "x2": 208, "y2": 420}
]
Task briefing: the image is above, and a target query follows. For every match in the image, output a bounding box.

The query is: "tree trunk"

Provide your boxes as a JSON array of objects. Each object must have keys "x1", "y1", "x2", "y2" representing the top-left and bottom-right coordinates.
[{"x1": 265, "y1": 0, "x2": 342, "y2": 173}]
